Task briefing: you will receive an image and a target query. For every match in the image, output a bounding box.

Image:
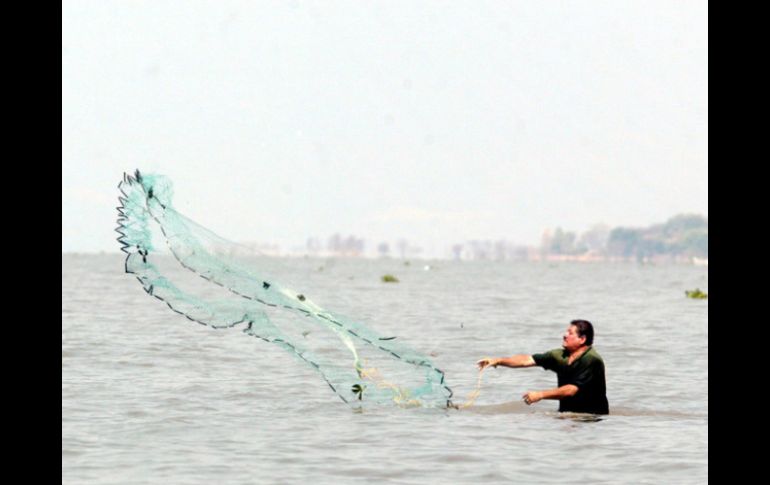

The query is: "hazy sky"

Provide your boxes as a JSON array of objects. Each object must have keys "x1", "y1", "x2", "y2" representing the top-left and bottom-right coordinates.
[{"x1": 62, "y1": 0, "x2": 707, "y2": 255}]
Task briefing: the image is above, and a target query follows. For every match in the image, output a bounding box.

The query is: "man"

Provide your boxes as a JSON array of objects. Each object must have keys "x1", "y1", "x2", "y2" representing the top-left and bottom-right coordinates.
[{"x1": 476, "y1": 319, "x2": 609, "y2": 415}]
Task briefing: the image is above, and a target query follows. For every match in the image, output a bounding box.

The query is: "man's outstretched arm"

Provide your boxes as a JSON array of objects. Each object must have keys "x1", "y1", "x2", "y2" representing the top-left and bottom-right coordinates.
[
  {"x1": 477, "y1": 354, "x2": 536, "y2": 370},
  {"x1": 522, "y1": 385, "x2": 578, "y2": 405}
]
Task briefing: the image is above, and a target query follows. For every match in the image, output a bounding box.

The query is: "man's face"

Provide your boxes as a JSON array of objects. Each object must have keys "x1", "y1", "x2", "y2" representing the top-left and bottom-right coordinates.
[{"x1": 562, "y1": 325, "x2": 586, "y2": 352}]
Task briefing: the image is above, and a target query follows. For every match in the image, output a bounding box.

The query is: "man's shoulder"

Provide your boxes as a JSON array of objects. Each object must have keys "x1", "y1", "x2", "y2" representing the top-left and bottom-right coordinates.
[
  {"x1": 533, "y1": 348, "x2": 567, "y2": 362},
  {"x1": 536, "y1": 348, "x2": 566, "y2": 358},
  {"x1": 532, "y1": 348, "x2": 566, "y2": 368},
  {"x1": 584, "y1": 347, "x2": 606, "y2": 364}
]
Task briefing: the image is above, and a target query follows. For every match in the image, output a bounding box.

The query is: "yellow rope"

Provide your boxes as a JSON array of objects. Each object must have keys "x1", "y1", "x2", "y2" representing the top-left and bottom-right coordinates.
[
  {"x1": 355, "y1": 361, "x2": 487, "y2": 409},
  {"x1": 356, "y1": 363, "x2": 422, "y2": 406},
  {"x1": 455, "y1": 367, "x2": 486, "y2": 409}
]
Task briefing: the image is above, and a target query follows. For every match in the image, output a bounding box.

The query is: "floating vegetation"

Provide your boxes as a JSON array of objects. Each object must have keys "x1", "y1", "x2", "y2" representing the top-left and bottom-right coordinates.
[
  {"x1": 685, "y1": 288, "x2": 708, "y2": 299},
  {"x1": 381, "y1": 274, "x2": 399, "y2": 283}
]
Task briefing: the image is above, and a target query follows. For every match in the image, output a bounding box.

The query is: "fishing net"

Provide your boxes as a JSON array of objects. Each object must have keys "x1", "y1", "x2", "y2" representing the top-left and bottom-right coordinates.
[{"x1": 116, "y1": 170, "x2": 455, "y2": 407}]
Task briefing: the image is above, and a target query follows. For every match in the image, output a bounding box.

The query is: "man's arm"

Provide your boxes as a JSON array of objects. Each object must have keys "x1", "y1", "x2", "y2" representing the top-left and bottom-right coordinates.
[
  {"x1": 522, "y1": 384, "x2": 578, "y2": 405},
  {"x1": 477, "y1": 354, "x2": 536, "y2": 370}
]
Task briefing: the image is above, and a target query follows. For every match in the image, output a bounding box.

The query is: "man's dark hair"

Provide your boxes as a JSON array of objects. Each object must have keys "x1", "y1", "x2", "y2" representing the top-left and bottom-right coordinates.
[{"x1": 570, "y1": 319, "x2": 594, "y2": 346}]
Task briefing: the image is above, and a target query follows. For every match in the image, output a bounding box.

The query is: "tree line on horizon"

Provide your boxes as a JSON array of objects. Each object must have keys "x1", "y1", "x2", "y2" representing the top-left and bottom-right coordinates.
[
  {"x1": 542, "y1": 213, "x2": 708, "y2": 260},
  {"x1": 302, "y1": 213, "x2": 708, "y2": 261}
]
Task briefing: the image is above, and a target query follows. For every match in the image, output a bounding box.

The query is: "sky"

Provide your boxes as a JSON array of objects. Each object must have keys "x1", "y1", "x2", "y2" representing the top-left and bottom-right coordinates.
[{"x1": 62, "y1": 0, "x2": 708, "y2": 257}]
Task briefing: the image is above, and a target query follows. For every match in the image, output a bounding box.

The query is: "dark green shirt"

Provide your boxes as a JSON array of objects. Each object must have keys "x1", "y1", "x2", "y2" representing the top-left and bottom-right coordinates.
[{"x1": 532, "y1": 347, "x2": 609, "y2": 415}]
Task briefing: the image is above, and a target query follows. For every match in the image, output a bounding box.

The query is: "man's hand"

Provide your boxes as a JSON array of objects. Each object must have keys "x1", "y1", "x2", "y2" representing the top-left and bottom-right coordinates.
[
  {"x1": 522, "y1": 391, "x2": 543, "y2": 405},
  {"x1": 476, "y1": 358, "x2": 499, "y2": 370}
]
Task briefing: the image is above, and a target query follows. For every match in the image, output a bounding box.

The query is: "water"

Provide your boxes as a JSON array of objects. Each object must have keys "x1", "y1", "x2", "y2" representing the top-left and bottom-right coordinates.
[{"x1": 62, "y1": 254, "x2": 708, "y2": 484}]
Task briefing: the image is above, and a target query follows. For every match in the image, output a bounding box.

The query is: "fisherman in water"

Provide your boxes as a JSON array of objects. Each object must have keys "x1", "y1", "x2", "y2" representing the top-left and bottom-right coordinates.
[{"x1": 477, "y1": 319, "x2": 609, "y2": 414}]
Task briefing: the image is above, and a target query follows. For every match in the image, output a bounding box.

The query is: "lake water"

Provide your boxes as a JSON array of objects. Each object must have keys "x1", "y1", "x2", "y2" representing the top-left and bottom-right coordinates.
[{"x1": 62, "y1": 253, "x2": 708, "y2": 484}]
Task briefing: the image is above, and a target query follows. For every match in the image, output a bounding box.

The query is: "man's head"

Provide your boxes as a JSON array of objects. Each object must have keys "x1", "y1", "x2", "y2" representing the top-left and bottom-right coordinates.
[{"x1": 562, "y1": 319, "x2": 594, "y2": 351}]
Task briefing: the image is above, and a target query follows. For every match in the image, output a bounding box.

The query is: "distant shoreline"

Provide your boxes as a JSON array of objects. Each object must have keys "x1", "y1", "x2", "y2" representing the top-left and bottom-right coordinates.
[{"x1": 61, "y1": 251, "x2": 708, "y2": 265}]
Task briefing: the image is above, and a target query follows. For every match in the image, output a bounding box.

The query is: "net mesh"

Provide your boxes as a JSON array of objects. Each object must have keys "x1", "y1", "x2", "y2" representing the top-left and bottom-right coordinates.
[{"x1": 116, "y1": 170, "x2": 455, "y2": 407}]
